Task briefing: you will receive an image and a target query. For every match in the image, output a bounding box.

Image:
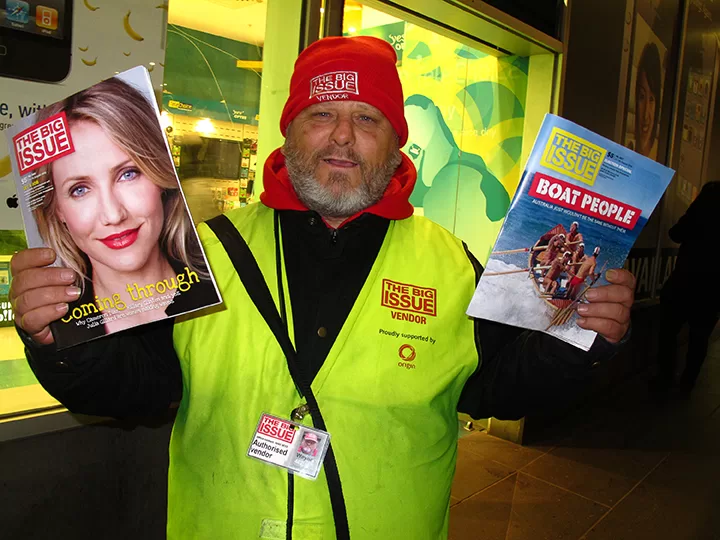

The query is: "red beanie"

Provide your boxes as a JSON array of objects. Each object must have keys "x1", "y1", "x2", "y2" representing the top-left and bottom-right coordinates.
[{"x1": 280, "y1": 36, "x2": 408, "y2": 146}]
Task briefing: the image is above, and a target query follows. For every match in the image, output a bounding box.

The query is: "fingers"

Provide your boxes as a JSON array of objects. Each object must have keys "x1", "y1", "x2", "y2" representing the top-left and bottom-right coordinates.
[
  {"x1": 585, "y1": 283, "x2": 635, "y2": 308},
  {"x1": 15, "y1": 303, "x2": 70, "y2": 344},
  {"x1": 10, "y1": 248, "x2": 56, "y2": 274},
  {"x1": 9, "y1": 248, "x2": 80, "y2": 345},
  {"x1": 576, "y1": 296, "x2": 631, "y2": 341},
  {"x1": 575, "y1": 268, "x2": 635, "y2": 343},
  {"x1": 26, "y1": 326, "x2": 55, "y2": 347},
  {"x1": 9, "y1": 266, "x2": 77, "y2": 304},
  {"x1": 13, "y1": 284, "x2": 80, "y2": 320},
  {"x1": 577, "y1": 314, "x2": 629, "y2": 343},
  {"x1": 605, "y1": 268, "x2": 636, "y2": 291}
]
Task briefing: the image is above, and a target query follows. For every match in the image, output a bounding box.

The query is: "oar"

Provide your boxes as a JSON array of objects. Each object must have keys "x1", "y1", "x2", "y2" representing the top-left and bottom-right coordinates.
[
  {"x1": 492, "y1": 239, "x2": 584, "y2": 256},
  {"x1": 483, "y1": 266, "x2": 551, "y2": 276},
  {"x1": 545, "y1": 262, "x2": 608, "y2": 329},
  {"x1": 491, "y1": 246, "x2": 543, "y2": 255},
  {"x1": 484, "y1": 261, "x2": 585, "y2": 277}
]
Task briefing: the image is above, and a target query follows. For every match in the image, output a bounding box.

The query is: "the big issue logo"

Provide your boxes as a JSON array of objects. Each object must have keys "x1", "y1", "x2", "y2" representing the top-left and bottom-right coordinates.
[{"x1": 381, "y1": 279, "x2": 437, "y2": 325}]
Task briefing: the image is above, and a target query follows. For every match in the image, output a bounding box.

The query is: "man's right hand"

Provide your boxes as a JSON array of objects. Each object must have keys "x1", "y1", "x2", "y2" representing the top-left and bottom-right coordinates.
[{"x1": 10, "y1": 248, "x2": 81, "y2": 345}]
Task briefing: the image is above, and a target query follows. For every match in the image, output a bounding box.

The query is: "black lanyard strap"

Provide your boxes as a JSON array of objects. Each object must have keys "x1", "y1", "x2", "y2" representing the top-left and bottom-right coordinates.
[{"x1": 206, "y1": 213, "x2": 351, "y2": 540}]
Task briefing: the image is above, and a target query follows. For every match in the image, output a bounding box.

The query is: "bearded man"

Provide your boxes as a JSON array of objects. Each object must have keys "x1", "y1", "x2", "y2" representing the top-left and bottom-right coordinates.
[{"x1": 11, "y1": 36, "x2": 635, "y2": 539}]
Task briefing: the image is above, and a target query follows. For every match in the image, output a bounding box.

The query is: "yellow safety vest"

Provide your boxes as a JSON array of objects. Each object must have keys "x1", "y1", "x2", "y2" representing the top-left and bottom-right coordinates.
[{"x1": 170, "y1": 203, "x2": 479, "y2": 539}]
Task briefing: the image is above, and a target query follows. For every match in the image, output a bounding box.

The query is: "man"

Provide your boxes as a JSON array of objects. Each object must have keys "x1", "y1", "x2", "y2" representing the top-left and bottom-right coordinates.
[
  {"x1": 571, "y1": 242, "x2": 586, "y2": 268},
  {"x1": 299, "y1": 432, "x2": 319, "y2": 457},
  {"x1": 542, "y1": 250, "x2": 572, "y2": 296},
  {"x1": 566, "y1": 221, "x2": 583, "y2": 247},
  {"x1": 11, "y1": 37, "x2": 635, "y2": 539},
  {"x1": 540, "y1": 232, "x2": 566, "y2": 265},
  {"x1": 654, "y1": 181, "x2": 719, "y2": 395},
  {"x1": 568, "y1": 246, "x2": 600, "y2": 300}
]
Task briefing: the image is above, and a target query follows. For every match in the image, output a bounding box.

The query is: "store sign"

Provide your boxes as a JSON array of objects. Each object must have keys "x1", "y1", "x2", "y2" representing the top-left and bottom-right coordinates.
[
  {"x1": 163, "y1": 94, "x2": 259, "y2": 126},
  {"x1": 168, "y1": 100, "x2": 193, "y2": 112}
]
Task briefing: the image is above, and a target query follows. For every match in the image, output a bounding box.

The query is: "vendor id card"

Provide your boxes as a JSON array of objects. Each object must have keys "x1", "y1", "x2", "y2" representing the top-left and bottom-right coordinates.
[{"x1": 247, "y1": 413, "x2": 330, "y2": 480}]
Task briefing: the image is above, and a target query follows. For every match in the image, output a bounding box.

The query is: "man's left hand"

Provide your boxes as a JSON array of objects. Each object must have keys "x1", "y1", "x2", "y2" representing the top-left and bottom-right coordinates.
[{"x1": 576, "y1": 269, "x2": 636, "y2": 343}]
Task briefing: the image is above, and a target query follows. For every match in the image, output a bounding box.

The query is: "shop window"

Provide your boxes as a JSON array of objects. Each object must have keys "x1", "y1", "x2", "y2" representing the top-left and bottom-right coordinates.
[
  {"x1": 343, "y1": 1, "x2": 530, "y2": 263},
  {"x1": 0, "y1": 234, "x2": 62, "y2": 419},
  {"x1": 162, "y1": 0, "x2": 267, "y2": 224}
]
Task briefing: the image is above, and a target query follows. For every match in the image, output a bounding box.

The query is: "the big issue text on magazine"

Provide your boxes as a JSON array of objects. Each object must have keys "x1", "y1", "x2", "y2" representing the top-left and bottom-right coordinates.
[
  {"x1": 6, "y1": 66, "x2": 222, "y2": 350},
  {"x1": 467, "y1": 113, "x2": 674, "y2": 350}
]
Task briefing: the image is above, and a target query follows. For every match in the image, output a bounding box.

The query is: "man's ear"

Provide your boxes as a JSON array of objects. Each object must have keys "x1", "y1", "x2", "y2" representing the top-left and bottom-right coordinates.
[{"x1": 281, "y1": 124, "x2": 292, "y2": 156}]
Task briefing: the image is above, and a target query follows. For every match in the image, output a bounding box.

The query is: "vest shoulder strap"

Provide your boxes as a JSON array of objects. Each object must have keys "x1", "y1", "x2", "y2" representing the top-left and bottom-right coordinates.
[{"x1": 205, "y1": 212, "x2": 351, "y2": 540}]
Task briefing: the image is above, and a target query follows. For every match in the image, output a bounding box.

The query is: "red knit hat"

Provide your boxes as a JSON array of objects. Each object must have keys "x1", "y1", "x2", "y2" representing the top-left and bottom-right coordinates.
[{"x1": 280, "y1": 36, "x2": 408, "y2": 146}]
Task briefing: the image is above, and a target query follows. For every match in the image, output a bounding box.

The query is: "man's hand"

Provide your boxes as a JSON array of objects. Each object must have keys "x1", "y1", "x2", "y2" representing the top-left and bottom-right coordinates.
[
  {"x1": 9, "y1": 248, "x2": 81, "y2": 346},
  {"x1": 576, "y1": 268, "x2": 635, "y2": 343}
]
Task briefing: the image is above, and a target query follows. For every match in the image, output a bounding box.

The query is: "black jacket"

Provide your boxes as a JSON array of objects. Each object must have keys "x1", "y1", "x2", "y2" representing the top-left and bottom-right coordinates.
[
  {"x1": 663, "y1": 181, "x2": 720, "y2": 308},
  {"x1": 22, "y1": 210, "x2": 616, "y2": 420}
]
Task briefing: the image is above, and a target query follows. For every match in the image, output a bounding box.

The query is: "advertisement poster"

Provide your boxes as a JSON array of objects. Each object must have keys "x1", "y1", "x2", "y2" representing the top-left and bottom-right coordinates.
[
  {"x1": 468, "y1": 114, "x2": 674, "y2": 350},
  {"x1": 1, "y1": 0, "x2": 169, "y2": 232},
  {"x1": 624, "y1": 13, "x2": 668, "y2": 161},
  {"x1": 349, "y1": 14, "x2": 528, "y2": 264},
  {"x1": 5, "y1": 66, "x2": 221, "y2": 349}
]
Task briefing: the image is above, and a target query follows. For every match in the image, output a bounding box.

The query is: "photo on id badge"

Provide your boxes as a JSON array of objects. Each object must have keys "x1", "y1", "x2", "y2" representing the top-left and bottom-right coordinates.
[{"x1": 294, "y1": 429, "x2": 324, "y2": 468}]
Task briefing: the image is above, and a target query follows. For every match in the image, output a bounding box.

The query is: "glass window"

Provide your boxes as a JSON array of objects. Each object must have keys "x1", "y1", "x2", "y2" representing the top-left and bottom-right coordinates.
[
  {"x1": 162, "y1": 0, "x2": 268, "y2": 224},
  {"x1": 342, "y1": 1, "x2": 530, "y2": 263},
  {"x1": 0, "y1": 0, "x2": 281, "y2": 420},
  {"x1": 0, "y1": 233, "x2": 62, "y2": 419}
]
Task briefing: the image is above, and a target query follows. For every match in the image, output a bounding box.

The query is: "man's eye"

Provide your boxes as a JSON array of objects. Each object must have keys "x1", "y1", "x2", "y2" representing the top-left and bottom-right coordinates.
[
  {"x1": 313, "y1": 111, "x2": 331, "y2": 118},
  {"x1": 358, "y1": 115, "x2": 375, "y2": 122}
]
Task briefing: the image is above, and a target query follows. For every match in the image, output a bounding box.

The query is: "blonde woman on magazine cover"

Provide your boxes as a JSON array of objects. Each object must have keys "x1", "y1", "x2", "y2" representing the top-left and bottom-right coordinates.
[{"x1": 31, "y1": 76, "x2": 213, "y2": 339}]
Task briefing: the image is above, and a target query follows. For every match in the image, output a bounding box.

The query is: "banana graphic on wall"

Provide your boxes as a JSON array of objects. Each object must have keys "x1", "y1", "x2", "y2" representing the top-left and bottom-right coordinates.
[
  {"x1": 83, "y1": 0, "x2": 99, "y2": 11},
  {"x1": 123, "y1": 11, "x2": 145, "y2": 42},
  {"x1": 0, "y1": 156, "x2": 11, "y2": 179}
]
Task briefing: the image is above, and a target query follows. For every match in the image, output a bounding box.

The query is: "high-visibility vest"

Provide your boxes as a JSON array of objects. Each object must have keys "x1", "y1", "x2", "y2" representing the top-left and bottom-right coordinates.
[{"x1": 170, "y1": 203, "x2": 479, "y2": 539}]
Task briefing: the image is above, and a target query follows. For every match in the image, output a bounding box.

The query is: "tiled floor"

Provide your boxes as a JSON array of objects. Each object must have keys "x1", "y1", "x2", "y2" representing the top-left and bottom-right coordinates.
[{"x1": 450, "y1": 333, "x2": 720, "y2": 540}]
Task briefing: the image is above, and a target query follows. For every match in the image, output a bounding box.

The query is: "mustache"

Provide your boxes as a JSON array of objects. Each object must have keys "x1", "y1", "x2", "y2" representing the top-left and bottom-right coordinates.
[{"x1": 312, "y1": 146, "x2": 365, "y2": 166}]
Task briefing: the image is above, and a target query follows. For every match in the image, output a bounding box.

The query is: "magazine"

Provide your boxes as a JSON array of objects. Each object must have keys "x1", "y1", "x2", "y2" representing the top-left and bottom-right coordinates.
[
  {"x1": 6, "y1": 66, "x2": 222, "y2": 349},
  {"x1": 467, "y1": 113, "x2": 674, "y2": 350}
]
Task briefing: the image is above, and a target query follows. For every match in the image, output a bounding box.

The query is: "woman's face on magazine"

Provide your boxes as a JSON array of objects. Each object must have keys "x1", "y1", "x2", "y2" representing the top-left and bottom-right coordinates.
[{"x1": 51, "y1": 120, "x2": 166, "y2": 275}]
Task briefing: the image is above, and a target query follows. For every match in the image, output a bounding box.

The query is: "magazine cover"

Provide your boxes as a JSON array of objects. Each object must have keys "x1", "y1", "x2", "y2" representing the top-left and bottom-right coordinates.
[
  {"x1": 467, "y1": 114, "x2": 674, "y2": 350},
  {"x1": 6, "y1": 66, "x2": 222, "y2": 349}
]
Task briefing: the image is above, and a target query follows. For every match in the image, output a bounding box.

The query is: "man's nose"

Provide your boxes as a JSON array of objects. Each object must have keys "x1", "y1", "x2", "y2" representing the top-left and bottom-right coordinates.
[{"x1": 329, "y1": 115, "x2": 355, "y2": 146}]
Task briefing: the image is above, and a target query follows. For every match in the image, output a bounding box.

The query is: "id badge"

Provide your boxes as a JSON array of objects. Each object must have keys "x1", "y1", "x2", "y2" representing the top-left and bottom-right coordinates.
[{"x1": 247, "y1": 413, "x2": 330, "y2": 480}]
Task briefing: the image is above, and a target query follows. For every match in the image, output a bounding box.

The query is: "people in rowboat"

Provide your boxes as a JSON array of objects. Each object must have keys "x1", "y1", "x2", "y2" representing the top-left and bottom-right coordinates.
[
  {"x1": 542, "y1": 251, "x2": 572, "y2": 295},
  {"x1": 568, "y1": 246, "x2": 601, "y2": 299},
  {"x1": 567, "y1": 221, "x2": 583, "y2": 247},
  {"x1": 540, "y1": 232, "x2": 566, "y2": 265}
]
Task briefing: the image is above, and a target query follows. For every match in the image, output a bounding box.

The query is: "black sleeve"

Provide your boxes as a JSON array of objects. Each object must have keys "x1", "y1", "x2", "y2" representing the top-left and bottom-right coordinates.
[
  {"x1": 21, "y1": 318, "x2": 182, "y2": 419},
  {"x1": 668, "y1": 181, "x2": 719, "y2": 243},
  {"x1": 457, "y1": 245, "x2": 621, "y2": 420}
]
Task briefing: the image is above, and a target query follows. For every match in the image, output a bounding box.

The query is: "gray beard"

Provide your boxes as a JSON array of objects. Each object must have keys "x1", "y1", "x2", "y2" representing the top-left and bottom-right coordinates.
[{"x1": 283, "y1": 141, "x2": 402, "y2": 218}]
